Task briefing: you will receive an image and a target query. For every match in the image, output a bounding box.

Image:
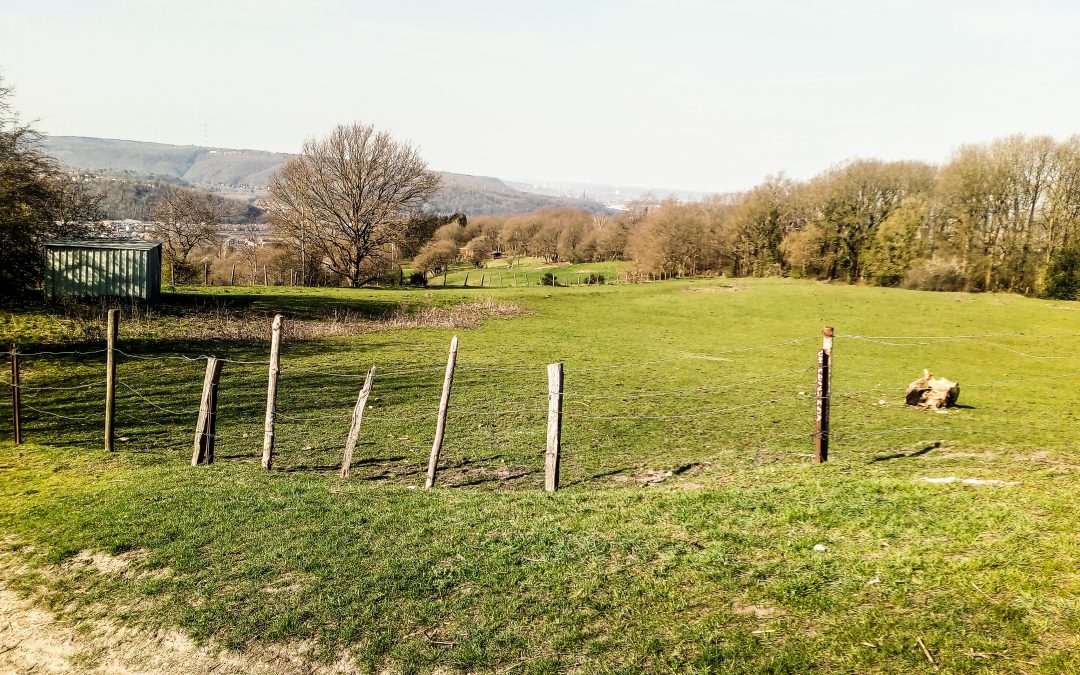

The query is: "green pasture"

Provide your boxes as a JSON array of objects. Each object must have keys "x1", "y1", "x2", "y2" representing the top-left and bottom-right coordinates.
[
  {"x1": 2, "y1": 278, "x2": 1080, "y2": 672},
  {"x1": 410, "y1": 256, "x2": 629, "y2": 287}
]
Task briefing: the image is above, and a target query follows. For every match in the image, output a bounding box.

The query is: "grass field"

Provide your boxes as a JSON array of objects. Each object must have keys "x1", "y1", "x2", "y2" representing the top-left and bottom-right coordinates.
[
  {"x1": 411, "y1": 256, "x2": 629, "y2": 288},
  {"x1": 2, "y1": 276, "x2": 1080, "y2": 672}
]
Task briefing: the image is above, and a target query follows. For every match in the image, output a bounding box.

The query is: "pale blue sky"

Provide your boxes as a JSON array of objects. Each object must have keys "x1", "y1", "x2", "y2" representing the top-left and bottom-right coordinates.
[{"x1": 2, "y1": 0, "x2": 1079, "y2": 192}]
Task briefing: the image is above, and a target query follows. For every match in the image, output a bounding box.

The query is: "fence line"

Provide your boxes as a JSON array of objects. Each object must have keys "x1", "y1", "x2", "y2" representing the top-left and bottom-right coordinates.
[{"x1": 6, "y1": 319, "x2": 1078, "y2": 490}]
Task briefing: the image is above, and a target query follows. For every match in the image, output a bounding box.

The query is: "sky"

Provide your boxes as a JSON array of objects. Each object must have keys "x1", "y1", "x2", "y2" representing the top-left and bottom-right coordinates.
[{"x1": 2, "y1": 0, "x2": 1079, "y2": 193}]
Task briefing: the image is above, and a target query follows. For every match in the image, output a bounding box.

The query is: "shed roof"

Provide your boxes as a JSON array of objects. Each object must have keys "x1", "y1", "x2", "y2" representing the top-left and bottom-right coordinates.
[{"x1": 45, "y1": 238, "x2": 162, "y2": 251}]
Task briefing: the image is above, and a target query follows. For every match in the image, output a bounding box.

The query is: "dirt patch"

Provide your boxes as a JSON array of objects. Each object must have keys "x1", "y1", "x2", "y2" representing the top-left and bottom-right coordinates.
[
  {"x1": 0, "y1": 547, "x2": 354, "y2": 674},
  {"x1": 636, "y1": 469, "x2": 674, "y2": 486},
  {"x1": 64, "y1": 549, "x2": 149, "y2": 577},
  {"x1": 681, "y1": 285, "x2": 738, "y2": 293},
  {"x1": 732, "y1": 603, "x2": 781, "y2": 619},
  {"x1": 684, "y1": 353, "x2": 733, "y2": 362},
  {"x1": 918, "y1": 476, "x2": 1021, "y2": 487}
]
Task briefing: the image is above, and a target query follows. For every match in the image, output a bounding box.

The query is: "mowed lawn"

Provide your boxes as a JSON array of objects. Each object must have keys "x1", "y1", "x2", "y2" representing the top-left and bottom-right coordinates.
[{"x1": 2, "y1": 277, "x2": 1080, "y2": 672}]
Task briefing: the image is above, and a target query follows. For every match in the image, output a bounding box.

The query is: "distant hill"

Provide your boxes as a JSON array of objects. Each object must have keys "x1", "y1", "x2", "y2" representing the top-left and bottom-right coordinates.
[{"x1": 41, "y1": 136, "x2": 611, "y2": 216}]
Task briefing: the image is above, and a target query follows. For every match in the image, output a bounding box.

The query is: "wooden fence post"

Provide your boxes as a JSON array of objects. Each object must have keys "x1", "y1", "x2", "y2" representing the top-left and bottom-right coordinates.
[
  {"x1": 104, "y1": 309, "x2": 118, "y2": 452},
  {"x1": 443, "y1": 268, "x2": 448, "y2": 287},
  {"x1": 10, "y1": 344, "x2": 20, "y2": 445},
  {"x1": 230, "y1": 265, "x2": 236, "y2": 285},
  {"x1": 263, "y1": 266, "x2": 269, "y2": 286},
  {"x1": 203, "y1": 260, "x2": 209, "y2": 286},
  {"x1": 341, "y1": 366, "x2": 376, "y2": 478},
  {"x1": 814, "y1": 326, "x2": 834, "y2": 463},
  {"x1": 192, "y1": 357, "x2": 224, "y2": 465},
  {"x1": 546, "y1": 362, "x2": 564, "y2": 492},
  {"x1": 262, "y1": 314, "x2": 283, "y2": 470},
  {"x1": 463, "y1": 272, "x2": 469, "y2": 288},
  {"x1": 425, "y1": 336, "x2": 459, "y2": 488}
]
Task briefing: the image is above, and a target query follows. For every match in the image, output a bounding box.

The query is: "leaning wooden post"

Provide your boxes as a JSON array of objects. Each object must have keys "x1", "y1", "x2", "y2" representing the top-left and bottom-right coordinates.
[
  {"x1": 10, "y1": 344, "x2": 21, "y2": 445},
  {"x1": 261, "y1": 314, "x2": 283, "y2": 470},
  {"x1": 230, "y1": 265, "x2": 236, "y2": 285},
  {"x1": 545, "y1": 362, "x2": 564, "y2": 492},
  {"x1": 814, "y1": 326, "x2": 834, "y2": 464},
  {"x1": 104, "y1": 309, "x2": 119, "y2": 452},
  {"x1": 463, "y1": 272, "x2": 469, "y2": 288},
  {"x1": 192, "y1": 357, "x2": 224, "y2": 466},
  {"x1": 425, "y1": 336, "x2": 459, "y2": 488},
  {"x1": 341, "y1": 366, "x2": 376, "y2": 478}
]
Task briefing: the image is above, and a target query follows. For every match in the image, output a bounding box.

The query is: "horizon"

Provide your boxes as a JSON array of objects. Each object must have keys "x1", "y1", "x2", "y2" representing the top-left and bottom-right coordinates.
[{"x1": 3, "y1": 0, "x2": 1080, "y2": 193}]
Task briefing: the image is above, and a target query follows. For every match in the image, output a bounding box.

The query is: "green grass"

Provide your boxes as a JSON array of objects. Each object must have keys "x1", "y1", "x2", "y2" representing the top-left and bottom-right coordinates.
[
  {"x1": 2, "y1": 278, "x2": 1080, "y2": 672},
  {"x1": 413, "y1": 256, "x2": 629, "y2": 288}
]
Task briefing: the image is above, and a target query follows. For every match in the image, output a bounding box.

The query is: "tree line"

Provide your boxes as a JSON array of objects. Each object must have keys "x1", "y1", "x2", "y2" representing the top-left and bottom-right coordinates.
[
  {"x1": 409, "y1": 135, "x2": 1080, "y2": 298},
  {"x1": 4, "y1": 67, "x2": 1080, "y2": 301}
]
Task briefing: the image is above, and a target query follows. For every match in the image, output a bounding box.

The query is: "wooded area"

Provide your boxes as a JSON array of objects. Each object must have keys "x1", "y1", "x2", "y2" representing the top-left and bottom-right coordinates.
[
  {"x1": 415, "y1": 135, "x2": 1080, "y2": 298},
  {"x1": 5, "y1": 64, "x2": 1080, "y2": 300}
]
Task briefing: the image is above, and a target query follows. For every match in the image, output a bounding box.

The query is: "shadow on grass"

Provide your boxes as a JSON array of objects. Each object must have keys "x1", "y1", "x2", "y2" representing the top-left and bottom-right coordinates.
[
  {"x1": 449, "y1": 470, "x2": 531, "y2": 488},
  {"x1": 871, "y1": 441, "x2": 942, "y2": 462},
  {"x1": 280, "y1": 456, "x2": 409, "y2": 474},
  {"x1": 562, "y1": 466, "x2": 633, "y2": 487}
]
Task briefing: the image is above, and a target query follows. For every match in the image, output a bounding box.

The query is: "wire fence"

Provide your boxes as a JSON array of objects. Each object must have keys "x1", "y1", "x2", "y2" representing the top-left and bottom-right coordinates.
[{"x1": 4, "y1": 324, "x2": 1080, "y2": 489}]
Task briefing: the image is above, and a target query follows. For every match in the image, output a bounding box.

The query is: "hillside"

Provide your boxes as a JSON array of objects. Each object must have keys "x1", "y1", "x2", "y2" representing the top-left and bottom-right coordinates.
[{"x1": 41, "y1": 136, "x2": 611, "y2": 216}]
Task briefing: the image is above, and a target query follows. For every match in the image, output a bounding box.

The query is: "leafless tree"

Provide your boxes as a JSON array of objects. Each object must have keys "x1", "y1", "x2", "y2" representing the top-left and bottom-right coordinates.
[
  {"x1": 149, "y1": 187, "x2": 222, "y2": 268},
  {"x1": 267, "y1": 123, "x2": 441, "y2": 286}
]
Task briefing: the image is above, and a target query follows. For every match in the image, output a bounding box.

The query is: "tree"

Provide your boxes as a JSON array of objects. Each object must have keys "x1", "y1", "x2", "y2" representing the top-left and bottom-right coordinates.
[
  {"x1": 267, "y1": 123, "x2": 441, "y2": 287},
  {"x1": 1, "y1": 76, "x2": 103, "y2": 299},
  {"x1": 413, "y1": 239, "x2": 459, "y2": 276},
  {"x1": 149, "y1": 186, "x2": 222, "y2": 280},
  {"x1": 1042, "y1": 245, "x2": 1080, "y2": 300}
]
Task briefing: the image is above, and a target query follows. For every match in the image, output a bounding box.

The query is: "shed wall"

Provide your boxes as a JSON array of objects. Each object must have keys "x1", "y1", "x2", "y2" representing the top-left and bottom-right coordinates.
[{"x1": 45, "y1": 244, "x2": 162, "y2": 301}]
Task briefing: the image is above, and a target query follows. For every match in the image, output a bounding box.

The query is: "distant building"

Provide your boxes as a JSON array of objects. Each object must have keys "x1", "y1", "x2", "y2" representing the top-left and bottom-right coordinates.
[{"x1": 44, "y1": 239, "x2": 163, "y2": 301}]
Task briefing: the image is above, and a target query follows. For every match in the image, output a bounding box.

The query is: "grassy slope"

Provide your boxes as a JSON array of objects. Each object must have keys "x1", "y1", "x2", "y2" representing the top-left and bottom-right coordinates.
[
  {"x1": 2, "y1": 278, "x2": 1080, "y2": 672},
  {"x1": 413, "y1": 257, "x2": 629, "y2": 288}
]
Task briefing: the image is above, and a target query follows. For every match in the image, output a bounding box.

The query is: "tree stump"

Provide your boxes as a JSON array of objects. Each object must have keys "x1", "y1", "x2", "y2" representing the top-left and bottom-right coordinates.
[{"x1": 905, "y1": 369, "x2": 959, "y2": 410}]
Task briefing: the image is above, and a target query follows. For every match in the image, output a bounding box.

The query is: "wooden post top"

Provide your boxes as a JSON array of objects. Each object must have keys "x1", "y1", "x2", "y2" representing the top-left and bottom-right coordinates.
[{"x1": 822, "y1": 326, "x2": 834, "y2": 354}]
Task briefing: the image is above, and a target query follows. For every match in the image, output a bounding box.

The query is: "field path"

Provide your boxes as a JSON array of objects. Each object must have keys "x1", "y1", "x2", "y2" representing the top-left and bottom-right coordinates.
[{"x1": 0, "y1": 580, "x2": 349, "y2": 674}]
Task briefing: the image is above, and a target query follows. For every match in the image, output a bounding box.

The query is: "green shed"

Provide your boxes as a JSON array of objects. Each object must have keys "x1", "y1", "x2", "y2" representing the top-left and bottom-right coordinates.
[{"x1": 44, "y1": 239, "x2": 163, "y2": 301}]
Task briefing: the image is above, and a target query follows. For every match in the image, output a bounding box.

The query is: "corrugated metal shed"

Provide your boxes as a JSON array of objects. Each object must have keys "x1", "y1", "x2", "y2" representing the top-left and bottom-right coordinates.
[{"x1": 44, "y1": 239, "x2": 163, "y2": 301}]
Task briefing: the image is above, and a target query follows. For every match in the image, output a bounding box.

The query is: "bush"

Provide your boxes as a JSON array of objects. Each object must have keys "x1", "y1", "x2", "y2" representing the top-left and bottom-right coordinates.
[
  {"x1": 1042, "y1": 246, "x2": 1080, "y2": 300},
  {"x1": 582, "y1": 273, "x2": 606, "y2": 285},
  {"x1": 408, "y1": 271, "x2": 428, "y2": 287},
  {"x1": 539, "y1": 272, "x2": 560, "y2": 286},
  {"x1": 901, "y1": 258, "x2": 967, "y2": 292}
]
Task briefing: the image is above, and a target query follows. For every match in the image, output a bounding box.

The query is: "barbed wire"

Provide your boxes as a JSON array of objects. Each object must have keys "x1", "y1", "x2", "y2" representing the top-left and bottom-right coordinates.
[
  {"x1": 21, "y1": 404, "x2": 96, "y2": 422},
  {"x1": 117, "y1": 381, "x2": 202, "y2": 416},
  {"x1": 114, "y1": 350, "x2": 270, "y2": 365},
  {"x1": 567, "y1": 337, "x2": 818, "y2": 373},
  {"x1": 12, "y1": 348, "x2": 108, "y2": 357},
  {"x1": 564, "y1": 395, "x2": 800, "y2": 421},
  {"x1": 0, "y1": 379, "x2": 104, "y2": 392},
  {"x1": 565, "y1": 367, "x2": 814, "y2": 401},
  {"x1": 846, "y1": 332, "x2": 1080, "y2": 347}
]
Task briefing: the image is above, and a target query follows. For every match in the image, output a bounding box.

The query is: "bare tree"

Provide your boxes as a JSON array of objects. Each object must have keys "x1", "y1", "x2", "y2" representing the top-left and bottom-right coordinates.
[
  {"x1": 149, "y1": 187, "x2": 222, "y2": 270},
  {"x1": 267, "y1": 123, "x2": 441, "y2": 287}
]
